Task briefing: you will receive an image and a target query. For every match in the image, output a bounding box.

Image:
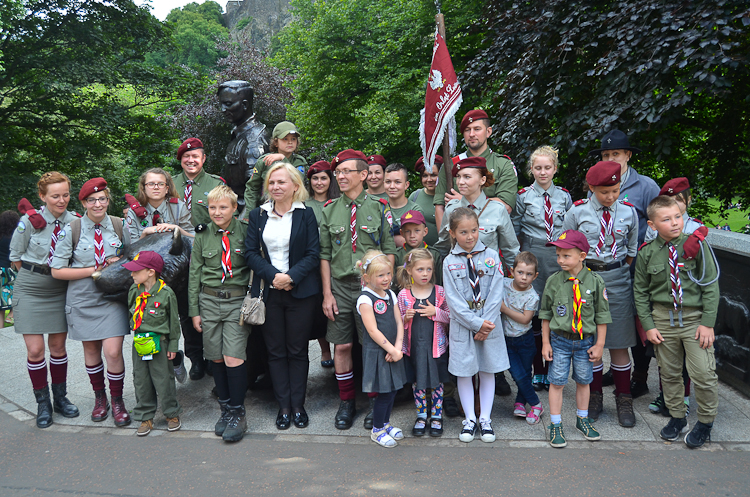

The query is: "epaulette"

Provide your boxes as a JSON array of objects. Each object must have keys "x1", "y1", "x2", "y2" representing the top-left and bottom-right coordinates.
[
  {"x1": 124, "y1": 194, "x2": 147, "y2": 220},
  {"x1": 623, "y1": 200, "x2": 636, "y2": 208},
  {"x1": 517, "y1": 187, "x2": 528, "y2": 194},
  {"x1": 558, "y1": 187, "x2": 570, "y2": 193},
  {"x1": 73, "y1": 212, "x2": 82, "y2": 218},
  {"x1": 501, "y1": 154, "x2": 514, "y2": 163},
  {"x1": 195, "y1": 223, "x2": 208, "y2": 233},
  {"x1": 638, "y1": 241, "x2": 649, "y2": 251},
  {"x1": 324, "y1": 199, "x2": 335, "y2": 207},
  {"x1": 573, "y1": 199, "x2": 588, "y2": 206},
  {"x1": 168, "y1": 197, "x2": 179, "y2": 204},
  {"x1": 694, "y1": 217, "x2": 704, "y2": 224},
  {"x1": 219, "y1": 176, "x2": 226, "y2": 184},
  {"x1": 377, "y1": 197, "x2": 389, "y2": 206}
]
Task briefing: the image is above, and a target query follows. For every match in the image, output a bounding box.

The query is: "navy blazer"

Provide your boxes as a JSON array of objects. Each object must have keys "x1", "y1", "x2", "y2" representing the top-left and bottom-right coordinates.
[{"x1": 244, "y1": 205, "x2": 321, "y2": 300}]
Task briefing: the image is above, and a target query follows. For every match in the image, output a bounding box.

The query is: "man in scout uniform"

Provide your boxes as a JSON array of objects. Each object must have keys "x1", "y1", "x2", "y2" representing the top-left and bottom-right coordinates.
[
  {"x1": 384, "y1": 162, "x2": 424, "y2": 249},
  {"x1": 320, "y1": 149, "x2": 397, "y2": 430},
  {"x1": 634, "y1": 195, "x2": 719, "y2": 448},
  {"x1": 434, "y1": 109, "x2": 518, "y2": 228},
  {"x1": 172, "y1": 137, "x2": 226, "y2": 381},
  {"x1": 365, "y1": 154, "x2": 389, "y2": 201}
]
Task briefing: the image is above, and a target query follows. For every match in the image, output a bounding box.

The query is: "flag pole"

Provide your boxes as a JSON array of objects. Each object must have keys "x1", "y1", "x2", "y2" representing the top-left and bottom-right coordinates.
[{"x1": 436, "y1": 13, "x2": 452, "y2": 191}]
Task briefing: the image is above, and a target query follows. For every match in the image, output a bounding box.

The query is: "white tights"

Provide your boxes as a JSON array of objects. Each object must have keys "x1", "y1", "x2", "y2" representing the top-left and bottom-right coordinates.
[{"x1": 457, "y1": 372, "x2": 495, "y2": 422}]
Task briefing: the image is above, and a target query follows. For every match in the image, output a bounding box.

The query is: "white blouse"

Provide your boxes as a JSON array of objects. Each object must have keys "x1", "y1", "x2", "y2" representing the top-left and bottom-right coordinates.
[{"x1": 260, "y1": 201, "x2": 306, "y2": 273}]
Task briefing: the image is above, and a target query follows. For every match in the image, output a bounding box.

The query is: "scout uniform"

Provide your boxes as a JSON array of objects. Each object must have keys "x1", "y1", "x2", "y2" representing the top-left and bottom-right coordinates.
[
  {"x1": 173, "y1": 169, "x2": 226, "y2": 227},
  {"x1": 411, "y1": 155, "x2": 441, "y2": 246},
  {"x1": 633, "y1": 231, "x2": 719, "y2": 428},
  {"x1": 645, "y1": 213, "x2": 702, "y2": 242},
  {"x1": 125, "y1": 198, "x2": 194, "y2": 243},
  {"x1": 125, "y1": 252, "x2": 182, "y2": 428},
  {"x1": 244, "y1": 152, "x2": 307, "y2": 211},
  {"x1": 645, "y1": 177, "x2": 703, "y2": 242},
  {"x1": 389, "y1": 199, "x2": 424, "y2": 237}
]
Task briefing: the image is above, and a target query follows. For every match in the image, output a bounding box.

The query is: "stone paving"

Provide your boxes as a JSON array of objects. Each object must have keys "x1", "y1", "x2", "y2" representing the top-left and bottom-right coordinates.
[{"x1": 2, "y1": 325, "x2": 749, "y2": 450}]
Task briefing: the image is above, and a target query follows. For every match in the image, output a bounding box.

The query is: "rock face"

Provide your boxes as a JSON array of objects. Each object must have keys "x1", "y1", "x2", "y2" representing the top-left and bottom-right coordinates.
[{"x1": 224, "y1": 0, "x2": 292, "y2": 48}]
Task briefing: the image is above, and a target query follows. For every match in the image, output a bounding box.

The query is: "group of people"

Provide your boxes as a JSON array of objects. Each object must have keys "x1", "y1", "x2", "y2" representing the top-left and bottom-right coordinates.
[{"x1": 10, "y1": 107, "x2": 720, "y2": 450}]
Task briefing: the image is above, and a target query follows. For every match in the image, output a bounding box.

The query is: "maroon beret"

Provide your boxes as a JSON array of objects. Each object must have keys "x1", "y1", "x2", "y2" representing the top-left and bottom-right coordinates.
[
  {"x1": 122, "y1": 250, "x2": 164, "y2": 274},
  {"x1": 331, "y1": 149, "x2": 367, "y2": 170},
  {"x1": 307, "y1": 160, "x2": 332, "y2": 179},
  {"x1": 177, "y1": 138, "x2": 204, "y2": 161},
  {"x1": 546, "y1": 229, "x2": 590, "y2": 254},
  {"x1": 451, "y1": 156, "x2": 487, "y2": 177},
  {"x1": 586, "y1": 161, "x2": 621, "y2": 187},
  {"x1": 79, "y1": 177, "x2": 108, "y2": 202},
  {"x1": 659, "y1": 177, "x2": 690, "y2": 196},
  {"x1": 460, "y1": 109, "x2": 490, "y2": 133},
  {"x1": 366, "y1": 154, "x2": 387, "y2": 168},
  {"x1": 400, "y1": 210, "x2": 426, "y2": 227},
  {"x1": 415, "y1": 155, "x2": 443, "y2": 173}
]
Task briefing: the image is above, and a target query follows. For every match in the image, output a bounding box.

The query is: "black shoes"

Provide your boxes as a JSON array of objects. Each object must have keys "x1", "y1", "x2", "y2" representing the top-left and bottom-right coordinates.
[
  {"x1": 334, "y1": 400, "x2": 356, "y2": 430},
  {"x1": 660, "y1": 416, "x2": 689, "y2": 441},
  {"x1": 494, "y1": 372, "x2": 512, "y2": 396},
  {"x1": 51, "y1": 382, "x2": 79, "y2": 418},
  {"x1": 189, "y1": 358, "x2": 206, "y2": 381},
  {"x1": 588, "y1": 391, "x2": 603, "y2": 421},
  {"x1": 215, "y1": 399, "x2": 231, "y2": 436},
  {"x1": 223, "y1": 405, "x2": 247, "y2": 442},
  {"x1": 33, "y1": 386, "x2": 53, "y2": 429},
  {"x1": 443, "y1": 396, "x2": 461, "y2": 418},
  {"x1": 630, "y1": 380, "x2": 649, "y2": 399},
  {"x1": 363, "y1": 397, "x2": 375, "y2": 429},
  {"x1": 412, "y1": 417, "x2": 427, "y2": 436},
  {"x1": 685, "y1": 421, "x2": 712, "y2": 448},
  {"x1": 276, "y1": 410, "x2": 291, "y2": 430},
  {"x1": 293, "y1": 407, "x2": 309, "y2": 428}
]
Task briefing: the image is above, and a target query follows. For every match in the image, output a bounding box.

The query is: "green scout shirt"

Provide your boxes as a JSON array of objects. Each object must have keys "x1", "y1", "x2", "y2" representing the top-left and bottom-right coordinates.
[
  {"x1": 127, "y1": 280, "x2": 181, "y2": 353},
  {"x1": 433, "y1": 148, "x2": 518, "y2": 209},
  {"x1": 244, "y1": 152, "x2": 308, "y2": 211},
  {"x1": 390, "y1": 198, "x2": 424, "y2": 233},
  {"x1": 633, "y1": 233, "x2": 720, "y2": 330},
  {"x1": 539, "y1": 267, "x2": 612, "y2": 335},
  {"x1": 395, "y1": 244, "x2": 442, "y2": 286},
  {"x1": 188, "y1": 218, "x2": 250, "y2": 316},
  {"x1": 319, "y1": 190, "x2": 397, "y2": 280},
  {"x1": 366, "y1": 191, "x2": 389, "y2": 201},
  {"x1": 173, "y1": 169, "x2": 226, "y2": 227},
  {"x1": 408, "y1": 188, "x2": 438, "y2": 246},
  {"x1": 305, "y1": 198, "x2": 326, "y2": 228}
]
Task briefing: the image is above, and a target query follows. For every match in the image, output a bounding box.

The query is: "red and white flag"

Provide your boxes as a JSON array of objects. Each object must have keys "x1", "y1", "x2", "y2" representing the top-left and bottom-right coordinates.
[{"x1": 419, "y1": 29, "x2": 462, "y2": 173}]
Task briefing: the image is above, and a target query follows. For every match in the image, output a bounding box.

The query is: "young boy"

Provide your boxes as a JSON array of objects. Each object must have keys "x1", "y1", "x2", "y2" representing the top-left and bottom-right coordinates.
[
  {"x1": 189, "y1": 185, "x2": 251, "y2": 442},
  {"x1": 540, "y1": 230, "x2": 610, "y2": 448},
  {"x1": 634, "y1": 196, "x2": 719, "y2": 448},
  {"x1": 500, "y1": 251, "x2": 543, "y2": 425},
  {"x1": 395, "y1": 210, "x2": 442, "y2": 286},
  {"x1": 124, "y1": 251, "x2": 182, "y2": 436}
]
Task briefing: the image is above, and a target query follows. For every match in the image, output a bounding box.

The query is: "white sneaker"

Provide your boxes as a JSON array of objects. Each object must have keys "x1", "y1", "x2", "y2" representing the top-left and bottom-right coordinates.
[
  {"x1": 384, "y1": 423, "x2": 404, "y2": 440},
  {"x1": 459, "y1": 419, "x2": 477, "y2": 443},
  {"x1": 479, "y1": 418, "x2": 496, "y2": 443},
  {"x1": 371, "y1": 427, "x2": 397, "y2": 448}
]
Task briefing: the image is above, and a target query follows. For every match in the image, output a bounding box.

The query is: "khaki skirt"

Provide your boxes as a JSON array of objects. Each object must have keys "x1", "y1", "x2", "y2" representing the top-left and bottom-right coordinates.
[{"x1": 13, "y1": 266, "x2": 69, "y2": 335}]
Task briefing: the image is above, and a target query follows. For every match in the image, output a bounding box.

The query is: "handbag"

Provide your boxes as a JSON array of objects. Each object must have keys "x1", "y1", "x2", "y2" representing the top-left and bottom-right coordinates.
[{"x1": 239, "y1": 272, "x2": 265, "y2": 325}]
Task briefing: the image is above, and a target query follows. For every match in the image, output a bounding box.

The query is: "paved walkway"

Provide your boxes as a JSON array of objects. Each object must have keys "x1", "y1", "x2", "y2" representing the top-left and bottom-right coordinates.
[{"x1": 1, "y1": 326, "x2": 749, "y2": 450}]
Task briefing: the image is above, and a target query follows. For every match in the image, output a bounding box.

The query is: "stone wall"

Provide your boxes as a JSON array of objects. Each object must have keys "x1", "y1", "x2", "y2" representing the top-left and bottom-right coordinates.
[{"x1": 224, "y1": 0, "x2": 292, "y2": 48}]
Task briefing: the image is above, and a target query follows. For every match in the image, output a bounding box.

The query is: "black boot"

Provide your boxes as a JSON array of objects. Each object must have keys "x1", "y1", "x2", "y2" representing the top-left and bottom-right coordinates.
[
  {"x1": 33, "y1": 386, "x2": 53, "y2": 429},
  {"x1": 215, "y1": 399, "x2": 231, "y2": 437},
  {"x1": 495, "y1": 372, "x2": 512, "y2": 396},
  {"x1": 222, "y1": 405, "x2": 247, "y2": 442},
  {"x1": 51, "y1": 383, "x2": 79, "y2": 418},
  {"x1": 363, "y1": 397, "x2": 375, "y2": 429}
]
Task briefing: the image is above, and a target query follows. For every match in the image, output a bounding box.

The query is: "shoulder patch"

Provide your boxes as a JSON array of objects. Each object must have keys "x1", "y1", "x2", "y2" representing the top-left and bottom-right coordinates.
[
  {"x1": 559, "y1": 187, "x2": 570, "y2": 193},
  {"x1": 16, "y1": 221, "x2": 25, "y2": 233},
  {"x1": 573, "y1": 199, "x2": 588, "y2": 206},
  {"x1": 501, "y1": 154, "x2": 514, "y2": 163},
  {"x1": 623, "y1": 201, "x2": 636, "y2": 208},
  {"x1": 377, "y1": 197, "x2": 389, "y2": 206},
  {"x1": 324, "y1": 199, "x2": 335, "y2": 207},
  {"x1": 638, "y1": 241, "x2": 648, "y2": 251},
  {"x1": 168, "y1": 197, "x2": 179, "y2": 204},
  {"x1": 517, "y1": 187, "x2": 528, "y2": 194}
]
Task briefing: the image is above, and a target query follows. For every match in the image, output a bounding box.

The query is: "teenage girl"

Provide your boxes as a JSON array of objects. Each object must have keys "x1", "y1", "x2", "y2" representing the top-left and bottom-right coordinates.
[
  {"x1": 512, "y1": 146, "x2": 572, "y2": 390},
  {"x1": 442, "y1": 207, "x2": 507, "y2": 443},
  {"x1": 396, "y1": 248, "x2": 450, "y2": 437},
  {"x1": 356, "y1": 250, "x2": 407, "y2": 448}
]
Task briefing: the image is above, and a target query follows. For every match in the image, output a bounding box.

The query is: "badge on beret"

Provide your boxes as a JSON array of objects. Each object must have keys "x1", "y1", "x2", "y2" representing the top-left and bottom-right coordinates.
[
  {"x1": 187, "y1": 143, "x2": 192, "y2": 149},
  {"x1": 556, "y1": 304, "x2": 567, "y2": 317},
  {"x1": 16, "y1": 221, "x2": 25, "y2": 233},
  {"x1": 485, "y1": 258, "x2": 496, "y2": 268},
  {"x1": 558, "y1": 232, "x2": 567, "y2": 240},
  {"x1": 603, "y1": 289, "x2": 608, "y2": 301},
  {"x1": 374, "y1": 300, "x2": 387, "y2": 314}
]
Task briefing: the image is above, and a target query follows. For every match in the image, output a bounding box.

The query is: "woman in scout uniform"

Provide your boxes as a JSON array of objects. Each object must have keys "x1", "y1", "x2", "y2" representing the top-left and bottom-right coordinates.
[
  {"x1": 51, "y1": 177, "x2": 131, "y2": 427},
  {"x1": 9, "y1": 172, "x2": 80, "y2": 428},
  {"x1": 409, "y1": 156, "x2": 442, "y2": 246},
  {"x1": 512, "y1": 146, "x2": 572, "y2": 390},
  {"x1": 125, "y1": 168, "x2": 195, "y2": 243}
]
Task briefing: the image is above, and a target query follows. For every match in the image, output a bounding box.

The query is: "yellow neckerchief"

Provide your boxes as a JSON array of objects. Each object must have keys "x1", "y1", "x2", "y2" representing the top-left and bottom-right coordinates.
[
  {"x1": 568, "y1": 275, "x2": 583, "y2": 338},
  {"x1": 133, "y1": 279, "x2": 166, "y2": 331}
]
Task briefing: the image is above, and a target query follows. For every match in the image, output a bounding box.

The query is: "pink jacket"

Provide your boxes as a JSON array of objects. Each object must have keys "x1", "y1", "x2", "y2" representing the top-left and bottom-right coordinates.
[{"x1": 397, "y1": 286, "x2": 450, "y2": 358}]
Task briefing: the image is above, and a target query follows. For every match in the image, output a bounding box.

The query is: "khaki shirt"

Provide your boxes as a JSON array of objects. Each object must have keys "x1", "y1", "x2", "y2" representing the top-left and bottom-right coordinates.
[
  {"x1": 10, "y1": 208, "x2": 79, "y2": 265},
  {"x1": 188, "y1": 218, "x2": 250, "y2": 316},
  {"x1": 319, "y1": 190, "x2": 397, "y2": 280},
  {"x1": 51, "y1": 215, "x2": 126, "y2": 269},
  {"x1": 539, "y1": 267, "x2": 612, "y2": 335},
  {"x1": 244, "y1": 153, "x2": 308, "y2": 211},
  {"x1": 562, "y1": 196, "x2": 639, "y2": 263},
  {"x1": 172, "y1": 169, "x2": 226, "y2": 227},
  {"x1": 125, "y1": 198, "x2": 194, "y2": 243},
  {"x1": 633, "y1": 232, "x2": 720, "y2": 329},
  {"x1": 127, "y1": 280, "x2": 181, "y2": 353},
  {"x1": 512, "y1": 182, "x2": 572, "y2": 240}
]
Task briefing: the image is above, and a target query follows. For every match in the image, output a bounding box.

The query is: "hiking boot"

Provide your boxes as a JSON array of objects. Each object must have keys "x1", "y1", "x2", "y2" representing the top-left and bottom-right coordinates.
[
  {"x1": 615, "y1": 393, "x2": 636, "y2": 427},
  {"x1": 215, "y1": 399, "x2": 231, "y2": 436},
  {"x1": 684, "y1": 421, "x2": 712, "y2": 449},
  {"x1": 660, "y1": 416, "x2": 689, "y2": 441},
  {"x1": 588, "y1": 391, "x2": 603, "y2": 421},
  {"x1": 649, "y1": 392, "x2": 668, "y2": 416},
  {"x1": 137, "y1": 420, "x2": 153, "y2": 436},
  {"x1": 630, "y1": 380, "x2": 649, "y2": 399},
  {"x1": 33, "y1": 386, "x2": 53, "y2": 429},
  {"x1": 222, "y1": 405, "x2": 247, "y2": 442},
  {"x1": 111, "y1": 395, "x2": 131, "y2": 427},
  {"x1": 51, "y1": 382, "x2": 79, "y2": 418},
  {"x1": 548, "y1": 422, "x2": 567, "y2": 448},
  {"x1": 576, "y1": 416, "x2": 601, "y2": 441},
  {"x1": 91, "y1": 389, "x2": 109, "y2": 422}
]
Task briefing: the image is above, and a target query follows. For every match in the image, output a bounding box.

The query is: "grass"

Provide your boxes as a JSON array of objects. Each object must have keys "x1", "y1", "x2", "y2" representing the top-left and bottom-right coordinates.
[{"x1": 698, "y1": 198, "x2": 750, "y2": 233}]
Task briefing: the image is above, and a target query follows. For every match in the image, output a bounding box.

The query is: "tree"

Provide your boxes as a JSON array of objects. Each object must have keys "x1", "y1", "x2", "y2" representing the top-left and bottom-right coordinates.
[
  {"x1": 0, "y1": 0, "x2": 201, "y2": 211},
  {"x1": 463, "y1": 0, "x2": 750, "y2": 213}
]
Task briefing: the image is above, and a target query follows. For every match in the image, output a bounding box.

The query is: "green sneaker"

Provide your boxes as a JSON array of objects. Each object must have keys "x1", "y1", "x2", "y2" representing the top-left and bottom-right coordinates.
[
  {"x1": 548, "y1": 422, "x2": 567, "y2": 448},
  {"x1": 576, "y1": 416, "x2": 601, "y2": 441}
]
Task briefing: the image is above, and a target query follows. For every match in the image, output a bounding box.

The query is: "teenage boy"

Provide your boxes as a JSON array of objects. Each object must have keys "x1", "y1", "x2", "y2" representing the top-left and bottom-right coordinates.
[
  {"x1": 634, "y1": 196, "x2": 719, "y2": 448},
  {"x1": 384, "y1": 162, "x2": 424, "y2": 248},
  {"x1": 541, "y1": 230, "x2": 610, "y2": 448}
]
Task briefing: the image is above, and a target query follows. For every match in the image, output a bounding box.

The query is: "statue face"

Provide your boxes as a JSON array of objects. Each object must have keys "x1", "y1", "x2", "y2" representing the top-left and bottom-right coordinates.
[{"x1": 219, "y1": 87, "x2": 250, "y2": 125}]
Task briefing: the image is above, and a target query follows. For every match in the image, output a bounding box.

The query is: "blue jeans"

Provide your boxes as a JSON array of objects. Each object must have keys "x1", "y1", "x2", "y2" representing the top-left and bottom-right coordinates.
[
  {"x1": 548, "y1": 332, "x2": 594, "y2": 386},
  {"x1": 505, "y1": 331, "x2": 540, "y2": 406}
]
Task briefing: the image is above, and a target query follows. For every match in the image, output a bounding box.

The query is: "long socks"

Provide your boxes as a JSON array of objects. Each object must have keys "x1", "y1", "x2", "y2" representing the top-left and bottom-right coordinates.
[
  {"x1": 86, "y1": 362, "x2": 105, "y2": 392},
  {"x1": 336, "y1": 370, "x2": 355, "y2": 401},
  {"x1": 107, "y1": 370, "x2": 125, "y2": 398},
  {"x1": 412, "y1": 384, "x2": 444, "y2": 418},
  {"x1": 226, "y1": 362, "x2": 248, "y2": 407},
  {"x1": 212, "y1": 361, "x2": 230, "y2": 400},
  {"x1": 457, "y1": 376, "x2": 476, "y2": 421},
  {"x1": 49, "y1": 354, "x2": 68, "y2": 385},
  {"x1": 372, "y1": 391, "x2": 397, "y2": 429},
  {"x1": 611, "y1": 362, "x2": 632, "y2": 396},
  {"x1": 431, "y1": 384, "x2": 444, "y2": 418},
  {"x1": 413, "y1": 384, "x2": 427, "y2": 416},
  {"x1": 591, "y1": 363, "x2": 603, "y2": 393},
  {"x1": 27, "y1": 359, "x2": 48, "y2": 390},
  {"x1": 478, "y1": 371, "x2": 494, "y2": 421}
]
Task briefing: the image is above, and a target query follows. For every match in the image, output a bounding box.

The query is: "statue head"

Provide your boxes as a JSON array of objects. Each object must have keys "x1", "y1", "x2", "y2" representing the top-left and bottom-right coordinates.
[{"x1": 217, "y1": 80, "x2": 254, "y2": 126}]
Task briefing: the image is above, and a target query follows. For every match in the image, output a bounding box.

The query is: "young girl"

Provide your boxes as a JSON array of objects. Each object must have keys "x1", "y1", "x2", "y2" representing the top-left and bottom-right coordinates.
[
  {"x1": 512, "y1": 146, "x2": 572, "y2": 391},
  {"x1": 396, "y1": 248, "x2": 450, "y2": 437},
  {"x1": 442, "y1": 207, "x2": 508, "y2": 443},
  {"x1": 356, "y1": 250, "x2": 406, "y2": 448},
  {"x1": 126, "y1": 168, "x2": 194, "y2": 243}
]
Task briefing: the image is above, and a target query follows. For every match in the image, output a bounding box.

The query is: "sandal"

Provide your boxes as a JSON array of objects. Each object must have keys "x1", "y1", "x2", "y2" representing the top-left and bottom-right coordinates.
[
  {"x1": 412, "y1": 417, "x2": 426, "y2": 436},
  {"x1": 371, "y1": 427, "x2": 397, "y2": 448},
  {"x1": 384, "y1": 423, "x2": 404, "y2": 440},
  {"x1": 429, "y1": 417, "x2": 443, "y2": 437},
  {"x1": 527, "y1": 404, "x2": 544, "y2": 425}
]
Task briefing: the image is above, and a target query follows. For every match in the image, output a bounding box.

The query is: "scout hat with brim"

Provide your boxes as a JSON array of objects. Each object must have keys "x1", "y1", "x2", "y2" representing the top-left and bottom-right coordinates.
[
  {"x1": 588, "y1": 129, "x2": 642, "y2": 156},
  {"x1": 272, "y1": 121, "x2": 300, "y2": 140}
]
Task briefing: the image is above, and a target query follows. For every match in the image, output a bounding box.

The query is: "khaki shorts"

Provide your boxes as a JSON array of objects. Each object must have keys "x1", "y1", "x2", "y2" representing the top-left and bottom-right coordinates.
[
  {"x1": 198, "y1": 293, "x2": 250, "y2": 361},
  {"x1": 325, "y1": 277, "x2": 365, "y2": 345}
]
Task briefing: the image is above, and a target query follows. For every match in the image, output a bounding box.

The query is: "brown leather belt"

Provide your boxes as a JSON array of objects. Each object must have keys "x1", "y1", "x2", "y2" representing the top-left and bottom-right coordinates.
[{"x1": 553, "y1": 329, "x2": 587, "y2": 341}]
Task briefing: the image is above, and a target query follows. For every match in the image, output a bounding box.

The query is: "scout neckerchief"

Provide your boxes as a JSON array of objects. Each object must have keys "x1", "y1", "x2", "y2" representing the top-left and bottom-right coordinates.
[
  {"x1": 132, "y1": 279, "x2": 166, "y2": 331},
  {"x1": 152, "y1": 209, "x2": 161, "y2": 226},
  {"x1": 184, "y1": 181, "x2": 194, "y2": 211},
  {"x1": 350, "y1": 200, "x2": 357, "y2": 253},
  {"x1": 543, "y1": 192, "x2": 553, "y2": 241},
  {"x1": 568, "y1": 275, "x2": 583, "y2": 338},
  {"x1": 218, "y1": 228, "x2": 233, "y2": 283},
  {"x1": 457, "y1": 249, "x2": 483, "y2": 307},
  {"x1": 595, "y1": 206, "x2": 617, "y2": 259},
  {"x1": 667, "y1": 242, "x2": 683, "y2": 326},
  {"x1": 94, "y1": 224, "x2": 106, "y2": 268},
  {"x1": 47, "y1": 220, "x2": 61, "y2": 266}
]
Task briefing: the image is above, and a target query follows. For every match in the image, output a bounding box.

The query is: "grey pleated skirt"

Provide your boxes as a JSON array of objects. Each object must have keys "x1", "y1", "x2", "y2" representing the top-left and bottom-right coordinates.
[
  {"x1": 13, "y1": 267, "x2": 69, "y2": 335},
  {"x1": 597, "y1": 264, "x2": 636, "y2": 349},
  {"x1": 65, "y1": 277, "x2": 129, "y2": 341}
]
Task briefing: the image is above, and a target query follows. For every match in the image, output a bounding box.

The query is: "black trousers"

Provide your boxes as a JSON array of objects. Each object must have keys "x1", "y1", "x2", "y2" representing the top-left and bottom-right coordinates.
[{"x1": 261, "y1": 289, "x2": 314, "y2": 409}]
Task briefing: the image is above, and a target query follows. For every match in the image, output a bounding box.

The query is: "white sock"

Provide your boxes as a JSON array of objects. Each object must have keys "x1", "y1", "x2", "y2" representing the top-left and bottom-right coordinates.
[
  {"x1": 551, "y1": 414, "x2": 562, "y2": 424},
  {"x1": 456, "y1": 376, "x2": 476, "y2": 422},
  {"x1": 478, "y1": 371, "x2": 495, "y2": 421},
  {"x1": 577, "y1": 409, "x2": 588, "y2": 418}
]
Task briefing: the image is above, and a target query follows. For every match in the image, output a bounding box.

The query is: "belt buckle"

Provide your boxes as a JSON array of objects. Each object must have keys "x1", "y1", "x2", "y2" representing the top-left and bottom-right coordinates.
[
  {"x1": 475, "y1": 300, "x2": 484, "y2": 310},
  {"x1": 217, "y1": 290, "x2": 227, "y2": 299}
]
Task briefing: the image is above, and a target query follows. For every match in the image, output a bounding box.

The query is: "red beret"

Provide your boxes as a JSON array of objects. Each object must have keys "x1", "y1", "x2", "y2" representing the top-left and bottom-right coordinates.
[
  {"x1": 659, "y1": 177, "x2": 690, "y2": 196},
  {"x1": 451, "y1": 156, "x2": 487, "y2": 177},
  {"x1": 460, "y1": 109, "x2": 490, "y2": 133},
  {"x1": 366, "y1": 154, "x2": 387, "y2": 168},
  {"x1": 400, "y1": 210, "x2": 426, "y2": 227},
  {"x1": 177, "y1": 138, "x2": 204, "y2": 161},
  {"x1": 546, "y1": 229, "x2": 590, "y2": 254},
  {"x1": 586, "y1": 161, "x2": 621, "y2": 187},
  {"x1": 307, "y1": 160, "x2": 332, "y2": 179},
  {"x1": 79, "y1": 177, "x2": 108, "y2": 202},
  {"x1": 415, "y1": 155, "x2": 443, "y2": 173},
  {"x1": 122, "y1": 251, "x2": 164, "y2": 274},
  {"x1": 331, "y1": 149, "x2": 367, "y2": 170}
]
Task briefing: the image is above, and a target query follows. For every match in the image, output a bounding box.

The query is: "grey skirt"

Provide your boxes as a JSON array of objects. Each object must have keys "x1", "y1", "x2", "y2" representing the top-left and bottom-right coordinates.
[
  {"x1": 13, "y1": 266, "x2": 69, "y2": 335},
  {"x1": 66, "y1": 277, "x2": 129, "y2": 341},
  {"x1": 597, "y1": 264, "x2": 636, "y2": 349}
]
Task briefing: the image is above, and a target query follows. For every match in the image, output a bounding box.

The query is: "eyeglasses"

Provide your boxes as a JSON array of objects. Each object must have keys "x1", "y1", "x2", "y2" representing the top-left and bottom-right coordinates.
[
  {"x1": 145, "y1": 182, "x2": 167, "y2": 189},
  {"x1": 85, "y1": 197, "x2": 109, "y2": 206},
  {"x1": 333, "y1": 168, "x2": 360, "y2": 177}
]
